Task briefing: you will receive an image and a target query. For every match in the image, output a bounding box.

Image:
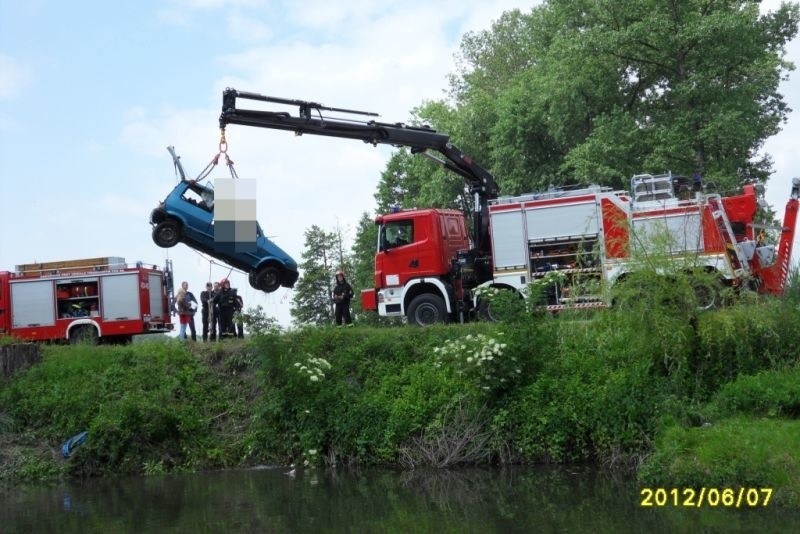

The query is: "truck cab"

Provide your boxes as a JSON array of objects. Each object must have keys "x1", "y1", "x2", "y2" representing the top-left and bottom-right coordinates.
[{"x1": 363, "y1": 208, "x2": 470, "y2": 324}]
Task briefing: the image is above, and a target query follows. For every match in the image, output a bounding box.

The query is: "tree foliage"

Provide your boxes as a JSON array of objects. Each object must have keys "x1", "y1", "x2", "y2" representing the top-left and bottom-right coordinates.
[
  {"x1": 378, "y1": 0, "x2": 798, "y2": 201},
  {"x1": 291, "y1": 225, "x2": 342, "y2": 326},
  {"x1": 349, "y1": 212, "x2": 377, "y2": 320}
]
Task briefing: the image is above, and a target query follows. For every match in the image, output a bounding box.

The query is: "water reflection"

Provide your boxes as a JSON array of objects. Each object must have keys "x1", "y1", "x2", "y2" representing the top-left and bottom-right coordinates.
[{"x1": 2, "y1": 466, "x2": 797, "y2": 533}]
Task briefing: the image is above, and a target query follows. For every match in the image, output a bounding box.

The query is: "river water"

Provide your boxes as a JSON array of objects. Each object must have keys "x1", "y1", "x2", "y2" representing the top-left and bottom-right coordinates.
[{"x1": 2, "y1": 466, "x2": 797, "y2": 533}]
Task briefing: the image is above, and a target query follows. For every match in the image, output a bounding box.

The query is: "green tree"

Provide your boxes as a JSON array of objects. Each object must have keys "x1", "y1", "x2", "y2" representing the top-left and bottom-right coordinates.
[
  {"x1": 290, "y1": 225, "x2": 337, "y2": 326},
  {"x1": 378, "y1": 1, "x2": 799, "y2": 202},
  {"x1": 375, "y1": 102, "x2": 472, "y2": 215}
]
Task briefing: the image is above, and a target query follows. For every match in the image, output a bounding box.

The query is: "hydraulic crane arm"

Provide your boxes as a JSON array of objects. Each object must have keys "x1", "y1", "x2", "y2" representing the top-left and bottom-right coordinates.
[{"x1": 219, "y1": 88, "x2": 499, "y2": 253}]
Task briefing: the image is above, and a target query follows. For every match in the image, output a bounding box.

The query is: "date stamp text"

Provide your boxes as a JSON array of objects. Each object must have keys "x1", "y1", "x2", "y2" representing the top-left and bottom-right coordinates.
[{"x1": 640, "y1": 487, "x2": 772, "y2": 508}]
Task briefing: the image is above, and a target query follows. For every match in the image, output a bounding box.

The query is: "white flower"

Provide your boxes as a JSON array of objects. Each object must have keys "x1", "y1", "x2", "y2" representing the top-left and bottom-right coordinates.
[{"x1": 310, "y1": 375, "x2": 319, "y2": 382}]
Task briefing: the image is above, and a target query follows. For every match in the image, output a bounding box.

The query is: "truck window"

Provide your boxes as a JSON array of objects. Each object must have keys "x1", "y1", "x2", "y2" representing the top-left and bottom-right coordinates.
[{"x1": 380, "y1": 220, "x2": 414, "y2": 251}]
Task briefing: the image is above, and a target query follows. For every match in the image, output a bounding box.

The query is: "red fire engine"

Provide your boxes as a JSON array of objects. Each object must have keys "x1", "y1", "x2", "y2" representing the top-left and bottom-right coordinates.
[
  {"x1": 0, "y1": 257, "x2": 174, "y2": 343},
  {"x1": 483, "y1": 173, "x2": 799, "y2": 313},
  {"x1": 217, "y1": 89, "x2": 800, "y2": 325}
]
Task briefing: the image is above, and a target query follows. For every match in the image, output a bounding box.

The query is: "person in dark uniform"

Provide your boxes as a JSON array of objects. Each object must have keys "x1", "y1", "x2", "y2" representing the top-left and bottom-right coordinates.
[
  {"x1": 209, "y1": 280, "x2": 221, "y2": 341},
  {"x1": 213, "y1": 279, "x2": 238, "y2": 338},
  {"x1": 200, "y1": 282, "x2": 213, "y2": 342},
  {"x1": 332, "y1": 270, "x2": 354, "y2": 326},
  {"x1": 235, "y1": 293, "x2": 245, "y2": 338}
]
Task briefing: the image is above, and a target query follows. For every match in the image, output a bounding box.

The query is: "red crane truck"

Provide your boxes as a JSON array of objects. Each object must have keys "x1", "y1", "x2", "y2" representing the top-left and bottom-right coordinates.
[
  {"x1": 0, "y1": 257, "x2": 174, "y2": 343},
  {"x1": 218, "y1": 89, "x2": 800, "y2": 325}
]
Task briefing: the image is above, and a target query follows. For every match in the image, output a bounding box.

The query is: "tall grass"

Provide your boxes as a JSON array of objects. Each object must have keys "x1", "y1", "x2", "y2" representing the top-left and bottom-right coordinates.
[{"x1": 2, "y1": 285, "x2": 799, "y2": 501}]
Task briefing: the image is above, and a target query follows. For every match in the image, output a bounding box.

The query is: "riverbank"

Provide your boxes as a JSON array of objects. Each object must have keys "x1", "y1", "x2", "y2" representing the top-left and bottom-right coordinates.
[{"x1": 2, "y1": 298, "x2": 799, "y2": 505}]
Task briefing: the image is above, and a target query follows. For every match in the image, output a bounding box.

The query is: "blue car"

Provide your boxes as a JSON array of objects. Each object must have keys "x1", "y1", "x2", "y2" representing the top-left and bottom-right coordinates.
[{"x1": 150, "y1": 177, "x2": 298, "y2": 293}]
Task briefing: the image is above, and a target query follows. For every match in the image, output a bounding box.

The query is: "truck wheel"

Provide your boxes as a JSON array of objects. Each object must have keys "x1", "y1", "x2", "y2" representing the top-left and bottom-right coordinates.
[
  {"x1": 477, "y1": 298, "x2": 501, "y2": 322},
  {"x1": 69, "y1": 325, "x2": 98, "y2": 345},
  {"x1": 153, "y1": 220, "x2": 181, "y2": 248},
  {"x1": 691, "y1": 277, "x2": 721, "y2": 311},
  {"x1": 256, "y1": 265, "x2": 281, "y2": 293},
  {"x1": 407, "y1": 294, "x2": 448, "y2": 326}
]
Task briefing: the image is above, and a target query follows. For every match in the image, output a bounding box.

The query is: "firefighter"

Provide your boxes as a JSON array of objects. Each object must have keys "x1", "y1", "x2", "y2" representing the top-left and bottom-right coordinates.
[
  {"x1": 332, "y1": 270, "x2": 354, "y2": 326},
  {"x1": 213, "y1": 279, "x2": 238, "y2": 337},
  {"x1": 200, "y1": 282, "x2": 213, "y2": 342},
  {"x1": 234, "y1": 293, "x2": 245, "y2": 338},
  {"x1": 209, "y1": 280, "x2": 221, "y2": 341}
]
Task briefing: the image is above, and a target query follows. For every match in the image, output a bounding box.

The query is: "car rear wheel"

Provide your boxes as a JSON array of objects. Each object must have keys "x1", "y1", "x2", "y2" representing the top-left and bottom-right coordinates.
[
  {"x1": 153, "y1": 220, "x2": 181, "y2": 248},
  {"x1": 256, "y1": 265, "x2": 281, "y2": 293}
]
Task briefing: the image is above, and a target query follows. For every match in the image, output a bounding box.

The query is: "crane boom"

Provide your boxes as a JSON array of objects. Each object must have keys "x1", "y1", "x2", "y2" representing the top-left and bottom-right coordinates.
[{"x1": 219, "y1": 88, "x2": 499, "y2": 253}]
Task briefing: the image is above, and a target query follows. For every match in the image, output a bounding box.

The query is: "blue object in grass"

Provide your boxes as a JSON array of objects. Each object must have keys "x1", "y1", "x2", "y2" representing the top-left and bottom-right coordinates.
[{"x1": 61, "y1": 431, "x2": 88, "y2": 458}]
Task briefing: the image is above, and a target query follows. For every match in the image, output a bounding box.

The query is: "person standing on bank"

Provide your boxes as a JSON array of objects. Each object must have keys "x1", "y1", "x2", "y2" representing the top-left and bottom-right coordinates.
[
  {"x1": 209, "y1": 280, "x2": 221, "y2": 341},
  {"x1": 213, "y1": 279, "x2": 237, "y2": 337},
  {"x1": 235, "y1": 293, "x2": 245, "y2": 338},
  {"x1": 200, "y1": 282, "x2": 213, "y2": 342},
  {"x1": 181, "y1": 281, "x2": 198, "y2": 341},
  {"x1": 332, "y1": 270, "x2": 354, "y2": 326},
  {"x1": 175, "y1": 287, "x2": 192, "y2": 340}
]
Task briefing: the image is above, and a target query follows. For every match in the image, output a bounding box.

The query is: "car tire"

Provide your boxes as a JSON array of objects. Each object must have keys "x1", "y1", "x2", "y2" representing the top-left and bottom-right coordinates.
[
  {"x1": 407, "y1": 294, "x2": 448, "y2": 326},
  {"x1": 248, "y1": 271, "x2": 258, "y2": 289},
  {"x1": 153, "y1": 220, "x2": 181, "y2": 248},
  {"x1": 256, "y1": 265, "x2": 281, "y2": 293}
]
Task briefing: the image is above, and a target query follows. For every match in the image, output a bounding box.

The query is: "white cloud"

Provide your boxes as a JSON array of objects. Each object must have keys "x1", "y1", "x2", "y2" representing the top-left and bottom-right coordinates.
[
  {"x1": 226, "y1": 12, "x2": 273, "y2": 43},
  {"x1": 0, "y1": 54, "x2": 32, "y2": 99}
]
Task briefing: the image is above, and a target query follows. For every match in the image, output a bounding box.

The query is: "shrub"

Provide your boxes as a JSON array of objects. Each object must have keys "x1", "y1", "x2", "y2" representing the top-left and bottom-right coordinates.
[
  {"x1": 639, "y1": 418, "x2": 800, "y2": 506},
  {"x1": 432, "y1": 332, "x2": 516, "y2": 393},
  {"x1": 707, "y1": 366, "x2": 800, "y2": 419}
]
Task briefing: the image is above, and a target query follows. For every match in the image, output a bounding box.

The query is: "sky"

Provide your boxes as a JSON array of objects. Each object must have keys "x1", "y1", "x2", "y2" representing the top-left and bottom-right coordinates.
[{"x1": 1, "y1": 0, "x2": 799, "y2": 328}]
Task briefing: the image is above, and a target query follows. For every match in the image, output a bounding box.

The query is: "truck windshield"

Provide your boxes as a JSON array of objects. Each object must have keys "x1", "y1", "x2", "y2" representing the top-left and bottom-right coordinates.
[{"x1": 380, "y1": 220, "x2": 413, "y2": 251}]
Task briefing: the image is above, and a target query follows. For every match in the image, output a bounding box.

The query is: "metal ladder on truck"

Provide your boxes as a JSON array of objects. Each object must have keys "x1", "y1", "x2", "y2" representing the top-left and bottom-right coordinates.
[{"x1": 706, "y1": 194, "x2": 750, "y2": 278}]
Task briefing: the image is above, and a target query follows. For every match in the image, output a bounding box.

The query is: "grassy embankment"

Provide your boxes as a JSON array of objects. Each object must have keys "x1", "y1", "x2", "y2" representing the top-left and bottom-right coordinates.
[{"x1": 1, "y1": 281, "x2": 799, "y2": 505}]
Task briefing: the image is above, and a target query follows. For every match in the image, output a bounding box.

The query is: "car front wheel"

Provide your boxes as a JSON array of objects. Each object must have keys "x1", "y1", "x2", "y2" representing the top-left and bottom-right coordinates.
[{"x1": 153, "y1": 220, "x2": 181, "y2": 248}]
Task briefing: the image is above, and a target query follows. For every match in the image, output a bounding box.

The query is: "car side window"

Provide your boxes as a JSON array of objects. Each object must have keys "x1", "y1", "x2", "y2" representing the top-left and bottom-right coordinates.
[{"x1": 181, "y1": 185, "x2": 213, "y2": 212}]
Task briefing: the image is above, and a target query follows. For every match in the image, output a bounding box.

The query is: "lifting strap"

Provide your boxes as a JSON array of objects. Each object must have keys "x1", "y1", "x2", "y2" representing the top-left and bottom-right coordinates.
[{"x1": 194, "y1": 129, "x2": 239, "y2": 183}]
